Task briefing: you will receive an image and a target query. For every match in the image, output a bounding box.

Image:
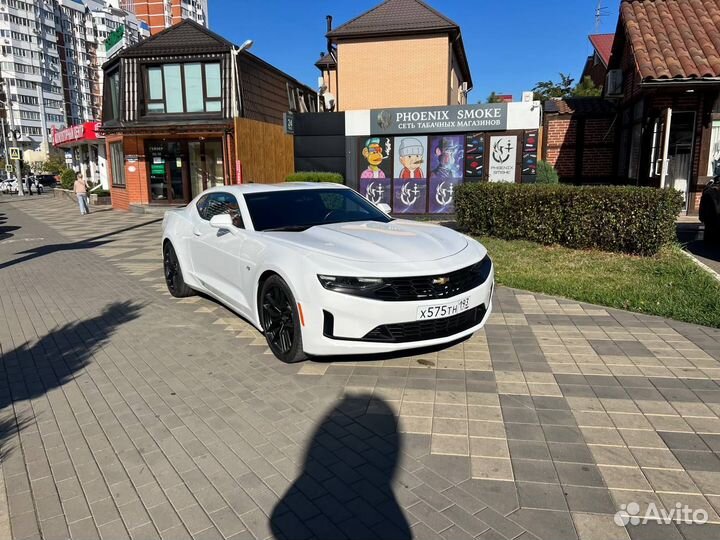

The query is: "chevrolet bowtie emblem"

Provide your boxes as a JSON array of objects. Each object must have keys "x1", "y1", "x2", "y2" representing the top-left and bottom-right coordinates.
[{"x1": 432, "y1": 276, "x2": 450, "y2": 285}]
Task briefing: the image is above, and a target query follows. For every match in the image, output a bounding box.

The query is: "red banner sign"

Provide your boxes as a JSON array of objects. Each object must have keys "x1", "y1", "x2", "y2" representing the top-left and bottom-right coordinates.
[{"x1": 53, "y1": 122, "x2": 103, "y2": 147}]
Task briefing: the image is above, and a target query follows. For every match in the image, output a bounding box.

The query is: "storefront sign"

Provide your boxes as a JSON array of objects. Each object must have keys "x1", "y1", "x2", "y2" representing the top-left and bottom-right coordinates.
[
  {"x1": 283, "y1": 112, "x2": 295, "y2": 134},
  {"x1": 370, "y1": 104, "x2": 508, "y2": 135},
  {"x1": 53, "y1": 122, "x2": 102, "y2": 147},
  {"x1": 488, "y1": 135, "x2": 517, "y2": 182}
]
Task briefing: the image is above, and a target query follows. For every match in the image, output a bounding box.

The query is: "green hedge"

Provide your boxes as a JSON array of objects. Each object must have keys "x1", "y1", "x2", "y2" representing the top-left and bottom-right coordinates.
[
  {"x1": 286, "y1": 171, "x2": 344, "y2": 183},
  {"x1": 60, "y1": 169, "x2": 76, "y2": 190},
  {"x1": 455, "y1": 183, "x2": 683, "y2": 256}
]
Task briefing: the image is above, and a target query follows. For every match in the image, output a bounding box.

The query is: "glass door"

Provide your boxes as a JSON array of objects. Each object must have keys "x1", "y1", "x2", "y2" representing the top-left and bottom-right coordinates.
[
  {"x1": 147, "y1": 141, "x2": 188, "y2": 204},
  {"x1": 666, "y1": 111, "x2": 695, "y2": 211},
  {"x1": 188, "y1": 139, "x2": 225, "y2": 199}
]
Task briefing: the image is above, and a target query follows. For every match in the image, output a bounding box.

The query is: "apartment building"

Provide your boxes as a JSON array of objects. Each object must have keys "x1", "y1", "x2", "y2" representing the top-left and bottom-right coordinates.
[
  {"x1": 0, "y1": 0, "x2": 148, "y2": 162},
  {"x1": 121, "y1": 0, "x2": 207, "y2": 35}
]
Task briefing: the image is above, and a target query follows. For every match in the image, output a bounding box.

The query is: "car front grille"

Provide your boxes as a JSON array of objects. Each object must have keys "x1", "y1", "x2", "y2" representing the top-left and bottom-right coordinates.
[
  {"x1": 370, "y1": 257, "x2": 491, "y2": 301},
  {"x1": 361, "y1": 304, "x2": 487, "y2": 343}
]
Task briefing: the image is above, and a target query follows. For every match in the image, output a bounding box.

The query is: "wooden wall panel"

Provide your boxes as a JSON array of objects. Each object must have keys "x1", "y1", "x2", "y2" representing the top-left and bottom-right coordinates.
[{"x1": 234, "y1": 117, "x2": 294, "y2": 184}]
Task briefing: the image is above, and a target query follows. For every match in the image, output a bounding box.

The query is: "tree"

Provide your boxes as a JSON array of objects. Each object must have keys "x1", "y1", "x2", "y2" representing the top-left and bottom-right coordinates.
[
  {"x1": 38, "y1": 155, "x2": 68, "y2": 175},
  {"x1": 486, "y1": 92, "x2": 504, "y2": 104},
  {"x1": 532, "y1": 73, "x2": 574, "y2": 101},
  {"x1": 536, "y1": 160, "x2": 559, "y2": 184},
  {"x1": 573, "y1": 75, "x2": 602, "y2": 97}
]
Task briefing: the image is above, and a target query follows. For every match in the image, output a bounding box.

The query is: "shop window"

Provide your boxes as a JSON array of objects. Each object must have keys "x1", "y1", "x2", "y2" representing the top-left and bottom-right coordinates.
[
  {"x1": 110, "y1": 142, "x2": 125, "y2": 187},
  {"x1": 708, "y1": 120, "x2": 720, "y2": 177},
  {"x1": 143, "y1": 62, "x2": 222, "y2": 115}
]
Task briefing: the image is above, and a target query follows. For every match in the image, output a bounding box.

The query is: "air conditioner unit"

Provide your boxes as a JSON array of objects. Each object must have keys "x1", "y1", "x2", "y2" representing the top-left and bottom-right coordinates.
[{"x1": 606, "y1": 69, "x2": 624, "y2": 97}]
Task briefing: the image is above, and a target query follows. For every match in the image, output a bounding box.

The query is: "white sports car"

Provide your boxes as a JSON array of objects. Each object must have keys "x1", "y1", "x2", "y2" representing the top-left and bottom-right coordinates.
[{"x1": 162, "y1": 183, "x2": 494, "y2": 363}]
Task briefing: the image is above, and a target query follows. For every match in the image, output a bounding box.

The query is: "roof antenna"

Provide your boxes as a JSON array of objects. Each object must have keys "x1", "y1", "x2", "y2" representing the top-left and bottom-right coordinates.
[{"x1": 594, "y1": 0, "x2": 609, "y2": 33}]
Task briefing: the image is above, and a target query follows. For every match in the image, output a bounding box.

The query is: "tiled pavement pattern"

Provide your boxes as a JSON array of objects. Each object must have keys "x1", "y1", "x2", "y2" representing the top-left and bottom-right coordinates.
[{"x1": 1, "y1": 194, "x2": 720, "y2": 540}]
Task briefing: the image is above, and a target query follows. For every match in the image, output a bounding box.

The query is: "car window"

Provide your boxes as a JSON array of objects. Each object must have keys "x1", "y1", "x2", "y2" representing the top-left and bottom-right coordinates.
[
  {"x1": 196, "y1": 195, "x2": 209, "y2": 218},
  {"x1": 244, "y1": 188, "x2": 391, "y2": 231},
  {"x1": 200, "y1": 192, "x2": 244, "y2": 228}
]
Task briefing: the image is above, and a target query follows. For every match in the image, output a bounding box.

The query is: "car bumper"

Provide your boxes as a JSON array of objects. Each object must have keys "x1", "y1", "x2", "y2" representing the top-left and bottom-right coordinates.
[{"x1": 299, "y1": 268, "x2": 494, "y2": 356}]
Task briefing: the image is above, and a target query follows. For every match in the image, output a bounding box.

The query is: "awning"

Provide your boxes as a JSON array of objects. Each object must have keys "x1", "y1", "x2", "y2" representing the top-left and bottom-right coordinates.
[{"x1": 53, "y1": 122, "x2": 104, "y2": 148}]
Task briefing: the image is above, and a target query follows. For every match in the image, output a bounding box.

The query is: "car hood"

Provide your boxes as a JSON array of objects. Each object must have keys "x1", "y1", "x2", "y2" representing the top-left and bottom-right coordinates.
[{"x1": 267, "y1": 220, "x2": 468, "y2": 263}]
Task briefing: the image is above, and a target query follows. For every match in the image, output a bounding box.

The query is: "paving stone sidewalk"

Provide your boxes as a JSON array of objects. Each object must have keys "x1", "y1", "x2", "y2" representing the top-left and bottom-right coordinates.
[{"x1": 1, "y1": 194, "x2": 720, "y2": 540}]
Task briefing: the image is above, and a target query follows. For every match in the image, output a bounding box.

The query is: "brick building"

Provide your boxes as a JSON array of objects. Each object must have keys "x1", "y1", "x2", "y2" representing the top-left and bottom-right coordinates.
[
  {"x1": 121, "y1": 0, "x2": 208, "y2": 35},
  {"x1": 580, "y1": 34, "x2": 614, "y2": 88},
  {"x1": 101, "y1": 20, "x2": 315, "y2": 211},
  {"x1": 316, "y1": 0, "x2": 472, "y2": 111},
  {"x1": 543, "y1": 0, "x2": 720, "y2": 214}
]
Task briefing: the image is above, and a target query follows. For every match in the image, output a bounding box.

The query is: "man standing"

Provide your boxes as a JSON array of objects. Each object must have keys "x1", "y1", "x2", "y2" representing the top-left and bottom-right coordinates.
[{"x1": 74, "y1": 172, "x2": 90, "y2": 215}]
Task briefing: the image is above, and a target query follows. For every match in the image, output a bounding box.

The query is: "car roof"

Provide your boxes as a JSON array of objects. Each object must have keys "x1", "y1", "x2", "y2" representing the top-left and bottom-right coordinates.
[{"x1": 203, "y1": 182, "x2": 349, "y2": 196}]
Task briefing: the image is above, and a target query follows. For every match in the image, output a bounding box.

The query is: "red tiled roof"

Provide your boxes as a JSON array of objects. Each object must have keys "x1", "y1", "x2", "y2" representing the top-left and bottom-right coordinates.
[
  {"x1": 589, "y1": 33, "x2": 614, "y2": 66},
  {"x1": 621, "y1": 0, "x2": 720, "y2": 80}
]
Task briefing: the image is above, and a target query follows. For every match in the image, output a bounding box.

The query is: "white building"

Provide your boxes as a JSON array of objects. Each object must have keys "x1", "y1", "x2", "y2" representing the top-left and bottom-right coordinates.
[{"x1": 0, "y1": 0, "x2": 148, "y2": 171}]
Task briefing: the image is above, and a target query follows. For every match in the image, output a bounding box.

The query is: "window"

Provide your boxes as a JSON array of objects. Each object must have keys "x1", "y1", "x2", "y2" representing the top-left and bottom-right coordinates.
[
  {"x1": 245, "y1": 189, "x2": 391, "y2": 232},
  {"x1": 105, "y1": 69, "x2": 120, "y2": 121},
  {"x1": 198, "y1": 192, "x2": 243, "y2": 228},
  {"x1": 143, "y1": 62, "x2": 222, "y2": 115},
  {"x1": 110, "y1": 142, "x2": 125, "y2": 187}
]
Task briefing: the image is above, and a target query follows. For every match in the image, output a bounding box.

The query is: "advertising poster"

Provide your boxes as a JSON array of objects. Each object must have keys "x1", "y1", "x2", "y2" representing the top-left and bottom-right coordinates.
[
  {"x1": 429, "y1": 177, "x2": 461, "y2": 214},
  {"x1": 359, "y1": 177, "x2": 392, "y2": 206},
  {"x1": 522, "y1": 130, "x2": 539, "y2": 180},
  {"x1": 393, "y1": 136, "x2": 427, "y2": 179},
  {"x1": 392, "y1": 178, "x2": 427, "y2": 214},
  {"x1": 428, "y1": 135, "x2": 464, "y2": 180},
  {"x1": 357, "y1": 136, "x2": 393, "y2": 180},
  {"x1": 488, "y1": 135, "x2": 517, "y2": 182},
  {"x1": 465, "y1": 132, "x2": 484, "y2": 154}
]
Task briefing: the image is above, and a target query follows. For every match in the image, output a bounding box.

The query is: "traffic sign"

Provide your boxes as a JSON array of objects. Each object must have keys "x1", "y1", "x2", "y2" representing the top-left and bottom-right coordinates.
[
  {"x1": 5, "y1": 164, "x2": 12, "y2": 173},
  {"x1": 9, "y1": 147, "x2": 20, "y2": 160}
]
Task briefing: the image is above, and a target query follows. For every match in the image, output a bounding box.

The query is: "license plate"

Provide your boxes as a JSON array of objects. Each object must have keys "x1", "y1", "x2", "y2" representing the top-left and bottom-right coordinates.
[{"x1": 417, "y1": 297, "x2": 471, "y2": 320}]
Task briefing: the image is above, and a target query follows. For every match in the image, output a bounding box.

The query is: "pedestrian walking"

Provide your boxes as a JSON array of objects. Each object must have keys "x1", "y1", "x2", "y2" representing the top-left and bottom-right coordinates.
[{"x1": 73, "y1": 172, "x2": 90, "y2": 215}]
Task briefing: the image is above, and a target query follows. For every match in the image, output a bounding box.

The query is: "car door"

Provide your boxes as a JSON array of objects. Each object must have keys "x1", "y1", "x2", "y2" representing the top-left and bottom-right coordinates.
[{"x1": 189, "y1": 192, "x2": 252, "y2": 314}]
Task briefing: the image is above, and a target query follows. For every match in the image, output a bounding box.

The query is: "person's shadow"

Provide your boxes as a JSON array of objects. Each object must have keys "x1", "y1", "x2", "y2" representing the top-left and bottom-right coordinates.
[{"x1": 270, "y1": 395, "x2": 411, "y2": 540}]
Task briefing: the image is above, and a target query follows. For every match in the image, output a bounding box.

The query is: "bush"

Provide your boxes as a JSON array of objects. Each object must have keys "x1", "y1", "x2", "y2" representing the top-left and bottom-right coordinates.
[
  {"x1": 535, "y1": 160, "x2": 559, "y2": 184},
  {"x1": 60, "y1": 169, "x2": 76, "y2": 190},
  {"x1": 455, "y1": 183, "x2": 683, "y2": 256},
  {"x1": 286, "y1": 171, "x2": 344, "y2": 183}
]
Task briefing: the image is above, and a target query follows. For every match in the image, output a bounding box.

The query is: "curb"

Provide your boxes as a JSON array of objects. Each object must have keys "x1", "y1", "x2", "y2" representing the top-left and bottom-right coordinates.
[{"x1": 679, "y1": 248, "x2": 720, "y2": 283}]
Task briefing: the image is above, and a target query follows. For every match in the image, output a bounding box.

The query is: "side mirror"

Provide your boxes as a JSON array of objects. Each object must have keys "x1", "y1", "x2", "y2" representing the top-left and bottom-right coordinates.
[
  {"x1": 377, "y1": 202, "x2": 391, "y2": 214},
  {"x1": 209, "y1": 213, "x2": 234, "y2": 230}
]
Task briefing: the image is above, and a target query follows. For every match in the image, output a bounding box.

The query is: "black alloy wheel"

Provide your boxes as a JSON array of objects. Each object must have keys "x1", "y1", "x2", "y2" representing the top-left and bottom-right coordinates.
[
  {"x1": 260, "y1": 275, "x2": 306, "y2": 363},
  {"x1": 163, "y1": 242, "x2": 194, "y2": 298}
]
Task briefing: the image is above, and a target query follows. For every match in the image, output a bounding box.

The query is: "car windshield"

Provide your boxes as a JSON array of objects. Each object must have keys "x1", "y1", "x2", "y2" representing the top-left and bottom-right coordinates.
[{"x1": 244, "y1": 188, "x2": 392, "y2": 232}]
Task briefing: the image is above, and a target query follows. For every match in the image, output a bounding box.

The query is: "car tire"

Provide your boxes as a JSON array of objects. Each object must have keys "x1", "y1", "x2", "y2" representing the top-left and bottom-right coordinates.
[
  {"x1": 163, "y1": 242, "x2": 195, "y2": 298},
  {"x1": 260, "y1": 275, "x2": 307, "y2": 363}
]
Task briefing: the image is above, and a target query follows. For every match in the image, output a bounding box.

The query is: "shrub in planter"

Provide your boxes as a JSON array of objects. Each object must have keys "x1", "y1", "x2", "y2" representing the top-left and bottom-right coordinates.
[
  {"x1": 535, "y1": 160, "x2": 559, "y2": 184},
  {"x1": 286, "y1": 171, "x2": 344, "y2": 183},
  {"x1": 455, "y1": 182, "x2": 683, "y2": 256},
  {"x1": 60, "y1": 169, "x2": 76, "y2": 190}
]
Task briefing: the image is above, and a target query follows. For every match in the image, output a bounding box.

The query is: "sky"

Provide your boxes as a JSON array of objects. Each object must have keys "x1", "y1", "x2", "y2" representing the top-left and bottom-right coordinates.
[{"x1": 210, "y1": 0, "x2": 619, "y2": 103}]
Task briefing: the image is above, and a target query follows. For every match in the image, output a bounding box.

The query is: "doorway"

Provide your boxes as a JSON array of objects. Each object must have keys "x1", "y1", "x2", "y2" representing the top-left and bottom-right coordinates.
[
  {"x1": 189, "y1": 140, "x2": 225, "y2": 198},
  {"x1": 146, "y1": 139, "x2": 226, "y2": 204}
]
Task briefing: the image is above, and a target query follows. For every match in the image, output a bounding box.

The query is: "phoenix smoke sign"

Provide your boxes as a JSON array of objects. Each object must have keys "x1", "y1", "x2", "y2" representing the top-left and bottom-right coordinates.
[{"x1": 371, "y1": 104, "x2": 508, "y2": 135}]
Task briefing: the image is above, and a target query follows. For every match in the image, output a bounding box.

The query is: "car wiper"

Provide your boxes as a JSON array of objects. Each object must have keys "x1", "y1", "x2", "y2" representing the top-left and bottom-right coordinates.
[{"x1": 263, "y1": 225, "x2": 313, "y2": 232}]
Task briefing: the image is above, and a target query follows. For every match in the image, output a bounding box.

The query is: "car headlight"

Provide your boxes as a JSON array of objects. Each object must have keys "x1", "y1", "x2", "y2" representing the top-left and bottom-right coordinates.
[{"x1": 318, "y1": 275, "x2": 384, "y2": 292}]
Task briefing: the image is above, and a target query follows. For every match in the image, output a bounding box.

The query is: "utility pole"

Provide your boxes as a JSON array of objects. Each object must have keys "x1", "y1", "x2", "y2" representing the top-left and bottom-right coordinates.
[
  {"x1": 0, "y1": 80, "x2": 23, "y2": 196},
  {"x1": 3, "y1": 81, "x2": 25, "y2": 197}
]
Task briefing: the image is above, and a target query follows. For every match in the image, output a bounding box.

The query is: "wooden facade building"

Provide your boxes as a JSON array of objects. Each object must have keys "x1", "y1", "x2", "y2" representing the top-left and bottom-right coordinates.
[{"x1": 101, "y1": 20, "x2": 315, "y2": 211}]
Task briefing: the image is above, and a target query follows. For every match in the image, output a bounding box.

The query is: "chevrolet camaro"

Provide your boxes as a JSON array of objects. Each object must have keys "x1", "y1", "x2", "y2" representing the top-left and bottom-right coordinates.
[{"x1": 161, "y1": 183, "x2": 494, "y2": 363}]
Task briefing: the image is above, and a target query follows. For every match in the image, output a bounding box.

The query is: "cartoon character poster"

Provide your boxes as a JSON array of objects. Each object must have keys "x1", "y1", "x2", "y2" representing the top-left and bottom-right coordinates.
[
  {"x1": 392, "y1": 178, "x2": 427, "y2": 214},
  {"x1": 429, "y1": 177, "x2": 461, "y2": 214},
  {"x1": 357, "y1": 137, "x2": 393, "y2": 180},
  {"x1": 429, "y1": 135, "x2": 464, "y2": 180},
  {"x1": 359, "y1": 178, "x2": 392, "y2": 206},
  {"x1": 393, "y1": 136, "x2": 427, "y2": 179}
]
